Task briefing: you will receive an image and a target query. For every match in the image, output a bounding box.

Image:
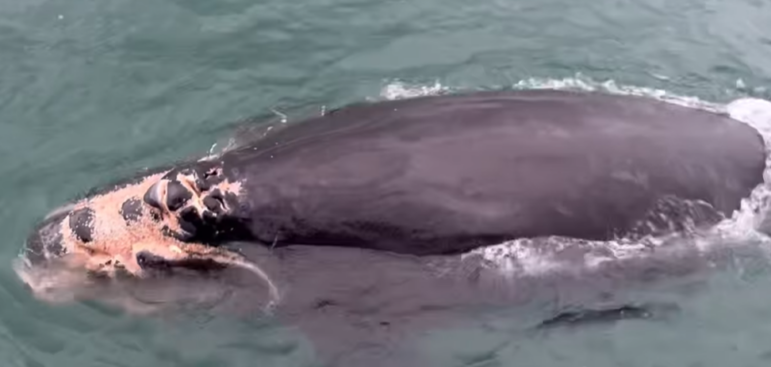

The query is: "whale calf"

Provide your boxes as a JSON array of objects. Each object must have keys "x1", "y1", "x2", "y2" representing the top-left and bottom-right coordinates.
[{"x1": 16, "y1": 89, "x2": 768, "y2": 366}]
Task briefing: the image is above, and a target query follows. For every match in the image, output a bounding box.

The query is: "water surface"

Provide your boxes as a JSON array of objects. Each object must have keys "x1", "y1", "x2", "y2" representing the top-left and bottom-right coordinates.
[{"x1": 2, "y1": 0, "x2": 771, "y2": 366}]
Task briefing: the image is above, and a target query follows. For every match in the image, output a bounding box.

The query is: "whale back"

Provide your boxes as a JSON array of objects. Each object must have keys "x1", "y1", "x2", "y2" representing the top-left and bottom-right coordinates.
[{"x1": 215, "y1": 90, "x2": 766, "y2": 255}]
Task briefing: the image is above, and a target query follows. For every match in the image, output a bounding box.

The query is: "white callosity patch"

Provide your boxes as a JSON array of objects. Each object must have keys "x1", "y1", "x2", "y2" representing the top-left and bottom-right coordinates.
[
  {"x1": 58, "y1": 172, "x2": 178, "y2": 276},
  {"x1": 378, "y1": 78, "x2": 771, "y2": 278}
]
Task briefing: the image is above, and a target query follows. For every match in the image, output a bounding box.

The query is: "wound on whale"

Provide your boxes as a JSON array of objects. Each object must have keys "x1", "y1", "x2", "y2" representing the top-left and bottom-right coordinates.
[{"x1": 21, "y1": 89, "x2": 765, "y2": 282}]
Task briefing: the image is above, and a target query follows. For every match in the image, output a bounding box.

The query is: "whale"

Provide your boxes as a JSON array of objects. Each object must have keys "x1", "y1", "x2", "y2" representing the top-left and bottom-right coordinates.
[{"x1": 16, "y1": 89, "x2": 768, "y2": 367}]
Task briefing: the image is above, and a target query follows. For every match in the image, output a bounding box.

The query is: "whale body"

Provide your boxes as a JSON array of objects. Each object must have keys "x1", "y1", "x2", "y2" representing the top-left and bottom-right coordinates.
[
  {"x1": 17, "y1": 89, "x2": 768, "y2": 367},
  {"x1": 22, "y1": 88, "x2": 767, "y2": 276}
]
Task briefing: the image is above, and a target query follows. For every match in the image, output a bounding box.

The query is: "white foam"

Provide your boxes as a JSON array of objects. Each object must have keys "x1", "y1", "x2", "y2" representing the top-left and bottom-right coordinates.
[
  {"x1": 377, "y1": 76, "x2": 771, "y2": 278},
  {"x1": 378, "y1": 80, "x2": 450, "y2": 100},
  {"x1": 717, "y1": 98, "x2": 771, "y2": 236},
  {"x1": 377, "y1": 74, "x2": 724, "y2": 113}
]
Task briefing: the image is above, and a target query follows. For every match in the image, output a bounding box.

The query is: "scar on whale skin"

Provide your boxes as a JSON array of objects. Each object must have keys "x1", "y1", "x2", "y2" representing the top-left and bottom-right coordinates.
[{"x1": 27, "y1": 167, "x2": 279, "y2": 309}]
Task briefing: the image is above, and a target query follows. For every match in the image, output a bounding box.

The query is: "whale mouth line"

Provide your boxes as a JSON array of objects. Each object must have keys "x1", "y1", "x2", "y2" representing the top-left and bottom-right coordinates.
[
  {"x1": 138, "y1": 244, "x2": 283, "y2": 312},
  {"x1": 117, "y1": 241, "x2": 281, "y2": 311},
  {"x1": 134, "y1": 249, "x2": 228, "y2": 273}
]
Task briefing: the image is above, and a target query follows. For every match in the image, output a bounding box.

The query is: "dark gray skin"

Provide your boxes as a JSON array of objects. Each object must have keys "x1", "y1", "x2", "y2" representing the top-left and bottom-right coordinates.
[
  {"x1": 20, "y1": 89, "x2": 767, "y2": 367},
  {"x1": 141, "y1": 89, "x2": 765, "y2": 255}
]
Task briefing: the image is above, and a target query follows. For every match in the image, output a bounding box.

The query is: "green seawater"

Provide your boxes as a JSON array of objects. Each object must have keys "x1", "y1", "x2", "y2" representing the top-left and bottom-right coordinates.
[{"x1": 1, "y1": 0, "x2": 771, "y2": 366}]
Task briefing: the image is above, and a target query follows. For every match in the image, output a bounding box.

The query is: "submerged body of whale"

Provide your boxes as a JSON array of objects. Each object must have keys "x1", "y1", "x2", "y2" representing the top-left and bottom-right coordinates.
[{"x1": 18, "y1": 90, "x2": 768, "y2": 367}]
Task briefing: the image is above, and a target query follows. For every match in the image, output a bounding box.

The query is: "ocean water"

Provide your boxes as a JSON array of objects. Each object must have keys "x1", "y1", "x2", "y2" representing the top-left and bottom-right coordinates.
[{"x1": 2, "y1": 0, "x2": 771, "y2": 366}]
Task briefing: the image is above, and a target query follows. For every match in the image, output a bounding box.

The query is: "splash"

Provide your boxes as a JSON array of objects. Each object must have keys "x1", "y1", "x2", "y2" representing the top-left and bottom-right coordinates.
[
  {"x1": 511, "y1": 74, "x2": 725, "y2": 113},
  {"x1": 376, "y1": 76, "x2": 771, "y2": 277},
  {"x1": 378, "y1": 80, "x2": 451, "y2": 101},
  {"x1": 722, "y1": 98, "x2": 771, "y2": 234},
  {"x1": 378, "y1": 74, "x2": 723, "y2": 113}
]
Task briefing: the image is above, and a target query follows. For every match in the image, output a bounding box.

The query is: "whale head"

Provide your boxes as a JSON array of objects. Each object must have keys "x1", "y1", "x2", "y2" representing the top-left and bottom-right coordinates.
[{"x1": 15, "y1": 160, "x2": 277, "y2": 308}]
